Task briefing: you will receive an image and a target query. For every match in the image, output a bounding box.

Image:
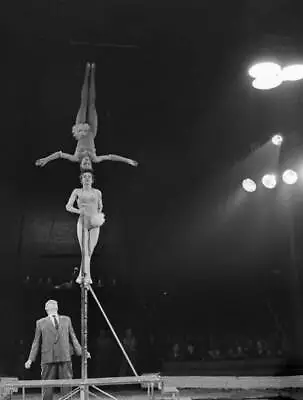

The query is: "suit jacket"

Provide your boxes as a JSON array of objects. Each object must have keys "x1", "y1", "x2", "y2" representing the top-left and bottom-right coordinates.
[{"x1": 28, "y1": 315, "x2": 82, "y2": 364}]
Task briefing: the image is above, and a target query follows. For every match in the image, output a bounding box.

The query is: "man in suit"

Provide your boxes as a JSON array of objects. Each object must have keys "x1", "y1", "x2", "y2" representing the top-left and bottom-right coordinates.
[{"x1": 25, "y1": 299, "x2": 87, "y2": 400}]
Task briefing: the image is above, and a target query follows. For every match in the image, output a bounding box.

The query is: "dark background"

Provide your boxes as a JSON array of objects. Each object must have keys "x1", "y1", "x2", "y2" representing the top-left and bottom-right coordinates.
[{"x1": 3, "y1": 0, "x2": 303, "y2": 376}]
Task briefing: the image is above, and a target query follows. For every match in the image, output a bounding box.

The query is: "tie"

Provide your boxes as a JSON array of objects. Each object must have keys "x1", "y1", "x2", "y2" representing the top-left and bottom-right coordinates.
[{"x1": 53, "y1": 316, "x2": 59, "y2": 330}]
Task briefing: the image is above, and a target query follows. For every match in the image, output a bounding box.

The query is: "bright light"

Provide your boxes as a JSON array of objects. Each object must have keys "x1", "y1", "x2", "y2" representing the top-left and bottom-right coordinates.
[
  {"x1": 271, "y1": 134, "x2": 283, "y2": 146},
  {"x1": 282, "y1": 64, "x2": 303, "y2": 81},
  {"x1": 252, "y1": 75, "x2": 283, "y2": 90},
  {"x1": 248, "y1": 62, "x2": 282, "y2": 79},
  {"x1": 242, "y1": 178, "x2": 257, "y2": 193},
  {"x1": 262, "y1": 174, "x2": 277, "y2": 189},
  {"x1": 282, "y1": 169, "x2": 298, "y2": 185}
]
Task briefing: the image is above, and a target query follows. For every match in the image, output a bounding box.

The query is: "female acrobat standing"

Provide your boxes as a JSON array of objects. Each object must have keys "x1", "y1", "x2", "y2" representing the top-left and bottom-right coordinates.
[
  {"x1": 35, "y1": 63, "x2": 138, "y2": 171},
  {"x1": 65, "y1": 170, "x2": 104, "y2": 285}
]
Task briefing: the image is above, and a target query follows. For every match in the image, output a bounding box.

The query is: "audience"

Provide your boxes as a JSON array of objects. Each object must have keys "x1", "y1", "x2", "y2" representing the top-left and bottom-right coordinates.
[{"x1": 13, "y1": 276, "x2": 287, "y2": 378}]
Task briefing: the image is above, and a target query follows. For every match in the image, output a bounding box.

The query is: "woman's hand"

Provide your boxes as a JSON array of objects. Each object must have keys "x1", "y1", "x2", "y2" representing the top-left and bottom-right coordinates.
[
  {"x1": 35, "y1": 158, "x2": 47, "y2": 167},
  {"x1": 128, "y1": 159, "x2": 138, "y2": 167}
]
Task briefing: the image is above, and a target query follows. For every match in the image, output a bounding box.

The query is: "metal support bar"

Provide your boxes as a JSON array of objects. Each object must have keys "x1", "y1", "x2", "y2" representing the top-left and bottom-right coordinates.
[
  {"x1": 58, "y1": 386, "x2": 81, "y2": 400},
  {"x1": 81, "y1": 214, "x2": 88, "y2": 400},
  {"x1": 89, "y1": 285, "x2": 138, "y2": 376},
  {"x1": 92, "y1": 385, "x2": 118, "y2": 400}
]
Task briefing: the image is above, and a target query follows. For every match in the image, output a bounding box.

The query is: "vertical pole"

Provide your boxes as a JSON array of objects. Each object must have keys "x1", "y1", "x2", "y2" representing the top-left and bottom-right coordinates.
[
  {"x1": 80, "y1": 215, "x2": 88, "y2": 400},
  {"x1": 288, "y1": 208, "x2": 303, "y2": 369}
]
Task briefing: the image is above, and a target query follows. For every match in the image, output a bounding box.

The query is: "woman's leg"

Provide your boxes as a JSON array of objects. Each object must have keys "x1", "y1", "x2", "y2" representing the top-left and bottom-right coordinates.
[
  {"x1": 76, "y1": 218, "x2": 92, "y2": 284},
  {"x1": 88, "y1": 226, "x2": 100, "y2": 256},
  {"x1": 79, "y1": 226, "x2": 100, "y2": 284},
  {"x1": 76, "y1": 63, "x2": 90, "y2": 125},
  {"x1": 88, "y1": 63, "x2": 98, "y2": 138}
]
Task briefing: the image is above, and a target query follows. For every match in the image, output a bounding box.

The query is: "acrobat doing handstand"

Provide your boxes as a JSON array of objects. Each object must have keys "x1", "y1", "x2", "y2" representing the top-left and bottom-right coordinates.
[{"x1": 35, "y1": 62, "x2": 138, "y2": 171}]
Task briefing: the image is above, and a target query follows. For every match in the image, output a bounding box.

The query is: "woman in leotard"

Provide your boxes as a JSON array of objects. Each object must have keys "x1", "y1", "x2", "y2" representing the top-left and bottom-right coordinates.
[
  {"x1": 35, "y1": 63, "x2": 138, "y2": 171},
  {"x1": 65, "y1": 170, "x2": 104, "y2": 285}
]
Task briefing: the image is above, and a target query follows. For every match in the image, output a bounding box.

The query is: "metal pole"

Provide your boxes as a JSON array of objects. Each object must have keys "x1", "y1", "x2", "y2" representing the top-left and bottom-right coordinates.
[
  {"x1": 89, "y1": 285, "x2": 138, "y2": 376},
  {"x1": 80, "y1": 215, "x2": 88, "y2": 400}
]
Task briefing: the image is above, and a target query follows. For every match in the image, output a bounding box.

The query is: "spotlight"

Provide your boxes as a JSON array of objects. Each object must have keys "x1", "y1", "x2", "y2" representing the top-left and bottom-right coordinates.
[
  {"x1": 282, "y1": 64, "x2": 303, "y2": 81},
  {"x1": 271, "y1": 134, "x2": 283, "y2": 146},
  {"x1": 252, "y1": 75, "x2": 283, "y2": 90},
  {"x1": 282, "y1": 169, "x2": 298, "y2": 185},
  {"x1": 242, "y1": 178, "x2": 257, "y2": 193},
  {"x1": 262, "y1": 174, "x2": 277, "y2": 189},
  {"x1": 248, "y1": 62, "x2": 282, "y2": 79}
]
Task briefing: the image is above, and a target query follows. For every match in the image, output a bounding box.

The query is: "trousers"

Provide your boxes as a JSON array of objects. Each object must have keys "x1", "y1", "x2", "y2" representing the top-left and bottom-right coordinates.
[{"x1": 41, "y1": 362, "x2": 73, "y2": 400}]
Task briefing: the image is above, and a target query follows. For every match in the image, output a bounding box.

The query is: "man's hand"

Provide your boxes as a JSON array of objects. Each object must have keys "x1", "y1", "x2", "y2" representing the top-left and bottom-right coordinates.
[
  {"x1": 87, "y1": 351, "x2": 91, "y2": 359},
  {"x1": 25, "y1": 360, "x2": 32, "y2": 369}
]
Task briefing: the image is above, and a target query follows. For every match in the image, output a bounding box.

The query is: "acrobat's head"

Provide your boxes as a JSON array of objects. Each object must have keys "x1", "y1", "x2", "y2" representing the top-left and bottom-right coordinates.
[
  {"x1": 80, "y1": 170, "x2": 94, "y2": 187},
  {"x1": 72, "y1": 123, "x2": 91, "y2": 140},
  {"x1": 80, "y1": 154, "x2": 93, "y2": 170}
]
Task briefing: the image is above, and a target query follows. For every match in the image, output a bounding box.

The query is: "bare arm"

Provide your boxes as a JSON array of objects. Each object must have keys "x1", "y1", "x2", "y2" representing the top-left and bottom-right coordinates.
[
  {"x1": 97, "y1": 189, "x2": 103, "y2": 213},
  {"x1": 60, "y1": 152, "x2": 79, "y2": 162},
  {"x1": 65, "y1": 189, "x2": 81, "y2": 215},
  {"x1": 35, "y1": 151, "x2": 79, "y2": 167},
  {"x1": 92, "y1": 154, "x2": 138, "y2": 166}
]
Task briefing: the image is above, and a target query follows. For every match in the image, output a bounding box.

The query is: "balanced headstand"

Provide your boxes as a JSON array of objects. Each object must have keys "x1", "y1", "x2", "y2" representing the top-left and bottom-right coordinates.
[{"x1": 35, "y1": 63, "x2": 138, "y2": 171}]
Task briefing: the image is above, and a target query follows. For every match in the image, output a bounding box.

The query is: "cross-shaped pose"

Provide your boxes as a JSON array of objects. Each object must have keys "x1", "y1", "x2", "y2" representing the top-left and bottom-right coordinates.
[{"x1": 35, "y1": 63, "x2": 138, "y2": 171}]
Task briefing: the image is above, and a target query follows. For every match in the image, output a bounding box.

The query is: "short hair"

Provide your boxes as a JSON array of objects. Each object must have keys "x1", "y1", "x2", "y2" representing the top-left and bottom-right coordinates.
[
  {"x1": 80, "y1": 170, "x2": 95, "y2": 183},
  {"x1": 45, "y1": 300, "x2": 58, "y2": 310}
]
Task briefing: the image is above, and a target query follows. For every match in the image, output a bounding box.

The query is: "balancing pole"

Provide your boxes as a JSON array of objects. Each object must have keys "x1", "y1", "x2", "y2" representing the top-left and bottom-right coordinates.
[{"x1": 80, "y1": 214, "x2": 88, "y2": 400}]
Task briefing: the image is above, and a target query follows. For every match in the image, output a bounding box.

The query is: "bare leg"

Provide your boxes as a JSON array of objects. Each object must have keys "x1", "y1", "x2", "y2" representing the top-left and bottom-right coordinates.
[
  {"x1": 76, "y1": 219, "x2": 92, "y2": 284},
  {"x1": 76, "y1": 63, "x2": 90, "y2": 125},
  {"x1": 88, "y1": 63, "x2": 98, "y2": 138},
  {"x1": 88, "y1": 226, "x2": 100, "y2": 256}
]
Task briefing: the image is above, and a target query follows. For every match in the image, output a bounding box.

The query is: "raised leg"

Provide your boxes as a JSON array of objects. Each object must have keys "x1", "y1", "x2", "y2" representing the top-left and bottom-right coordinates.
[
  {"x1": 88, "y1": 63, "x2": 98, "y2": 138},
  {"x1": 76, "y1": 63, "x2": 90, "y2": 125}
]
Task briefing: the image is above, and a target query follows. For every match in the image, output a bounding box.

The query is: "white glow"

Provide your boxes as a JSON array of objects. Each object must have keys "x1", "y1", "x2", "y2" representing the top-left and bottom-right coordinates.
[
  {"x1": 252, "y1": 75, "x2": 283, "y2": 90},
  {"x1": 271, "y1": 134, "x2": 283, "y2": 146},
  {"x1": 262, "y1": 174, "x2": 277, "y2": 189},
  {"x1": 242, "y1": 178, "x2": 257, "y2": 193},
  {"x1": 282, "y1": 169, "x2": 298, "y2": 185},
  {"x1": 282, "y1": 64, "x2": 303, "y2": 81},
  {"x1": 248, "y1": 62, "x2": 282, "y2": 79}
]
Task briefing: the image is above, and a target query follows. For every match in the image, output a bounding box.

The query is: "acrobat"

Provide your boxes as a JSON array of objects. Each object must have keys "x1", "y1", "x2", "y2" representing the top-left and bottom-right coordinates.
[
  {"x1": 35, "y1": 63, "x2": 138, "y2": 171},
  {"x1": 66, "y1": 170, "x2": 105, "y2": 285}
]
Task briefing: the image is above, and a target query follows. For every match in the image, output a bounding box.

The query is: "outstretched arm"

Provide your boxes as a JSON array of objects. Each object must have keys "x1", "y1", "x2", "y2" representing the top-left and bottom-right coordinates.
[
  {"x1": 92, "y1": 154, "x2": 138, "y2": 167},
  {"x1": 35, "y1": 151, "x2": 79, "y2": 167}
]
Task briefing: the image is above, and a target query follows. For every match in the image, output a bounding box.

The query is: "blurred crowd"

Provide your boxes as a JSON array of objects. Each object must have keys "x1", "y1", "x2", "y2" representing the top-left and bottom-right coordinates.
[
  {"x1": 10, "y1": 328, "x2": 287, "y2": 379},
  {"x1": 163, "y1": 333, "x2": 286, "y2": 362}
]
